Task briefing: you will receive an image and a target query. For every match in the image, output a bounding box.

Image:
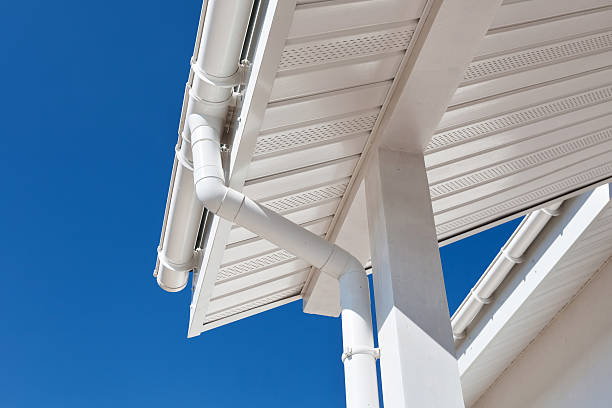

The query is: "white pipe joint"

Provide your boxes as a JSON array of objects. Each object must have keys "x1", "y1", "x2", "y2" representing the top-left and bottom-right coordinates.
[
  {"x1": 190, "y1": 115, "x2": 246, "y2": 223},
  {"x1": 321, "y1": 246, "x2": 363, "y2": 280},
  {"x1": 191, "y1": 121, "x2": 226, "y2": 209}
]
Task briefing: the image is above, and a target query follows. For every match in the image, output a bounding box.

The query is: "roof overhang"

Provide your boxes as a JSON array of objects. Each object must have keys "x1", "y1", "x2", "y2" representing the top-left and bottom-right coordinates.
[{"x1": 156, "y1": 0, "x2": 612, "y2": 337}]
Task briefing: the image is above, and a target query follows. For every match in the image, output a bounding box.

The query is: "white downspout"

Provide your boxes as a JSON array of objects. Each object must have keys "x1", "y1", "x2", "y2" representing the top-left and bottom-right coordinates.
[
  {"x1": 157, "y1": 2, "x2": 379, "y2": 404},
  {"x1": 340, "y1": 271, "x2": 380, "y2": 408},
  {"x1": 188, "y1": 114, "x2": 380, "y2": 408},
  {"x1": 156, "y1": 0, "x2": 254, "y2": 292},
  {"x1": 451, "y1": 202, "x2": 563, "y2": 340}
]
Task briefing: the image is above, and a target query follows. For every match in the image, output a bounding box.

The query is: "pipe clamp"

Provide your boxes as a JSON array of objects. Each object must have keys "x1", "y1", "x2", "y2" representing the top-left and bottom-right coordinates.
[
  {"x1": 501, "y1": 249, "x2": 523, "y2": 264},
  {"x1": 175, "y1": 145, "x2": 194, "y2": 171},
  {"x1": 453, "y1": 331, "x2": 466, "y2": 340},
  {"x1": 191, "y1": 58, "x2": 250, "y2": 88},
  {"x1": 470, "y1": 288, "x2": 492, "y2": 305},
  {"x1": 542, "y1": 207, "x2": 561, "y2": 217},
  {"x1": 157, "y1": 247, "x2": 196, "y2": 274},
  {"x1": 341, "y1": 346, "x2": 380, "y2": 363}
]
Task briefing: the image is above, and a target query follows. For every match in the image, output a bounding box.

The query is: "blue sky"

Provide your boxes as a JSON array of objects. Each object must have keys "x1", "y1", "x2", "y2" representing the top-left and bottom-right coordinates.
[{"x1": 1, "y1": 1, "x2": 522, "y2": 406}]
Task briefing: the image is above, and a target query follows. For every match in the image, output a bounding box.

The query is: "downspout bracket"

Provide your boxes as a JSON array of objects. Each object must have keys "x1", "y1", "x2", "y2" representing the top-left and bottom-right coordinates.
[
  {"x1": 542, "y1": 207, "x2": 561, "y2": 217},
  {"x1": 341, "y1": 346, "x2": 380, "y2": 363},
  {"x1": 501, "y1": 249, "x2": 523, "y2": 264},
  {"x1": 190, "y1": 58, "x2": 251, "y2": 89},
  {"x1": 470, "y1": 288, "x2": 492, "y2": 305}
]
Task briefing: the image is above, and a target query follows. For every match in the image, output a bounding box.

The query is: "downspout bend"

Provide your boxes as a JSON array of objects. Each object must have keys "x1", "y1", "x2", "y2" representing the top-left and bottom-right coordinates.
[
  {"x1": 187, "y1": 113, "x2": 365, "y2": 282},
  {"x1": 321, "y1": 246, "x2": 365, "y2": 280},
  {"x1": 190, "y1": 116, "x2": 227, "y2": 213},
  {"x1": 189, "y1": 114, "x2": 246, "y2": 221}
]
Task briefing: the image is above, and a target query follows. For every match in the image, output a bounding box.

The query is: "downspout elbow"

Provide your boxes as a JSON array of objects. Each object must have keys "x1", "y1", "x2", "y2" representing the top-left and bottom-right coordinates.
[
  {"x1": 193, "y1": 175, "x2": 245, "y2": 222},
  {"x1": 189, "y1": 114, "x2": 227, "y2": 213},
  {"x1": 321, "y1": 246, "x2": 367, "y2": 280},
  {"x1": 189, "y1": 114, "x2": 246, "y2": 221},
  {"x1": 194, "y1": 177, "x2": 227, "y2": 214},
  {"x1": 188, "y1": 113, "x2": 367, "y2": 283}
]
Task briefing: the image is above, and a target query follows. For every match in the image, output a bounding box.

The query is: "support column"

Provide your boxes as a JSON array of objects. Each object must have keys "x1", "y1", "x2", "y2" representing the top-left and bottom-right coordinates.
[{"x1": 365, "y1": 148, "x2": 464, "y2": 408}]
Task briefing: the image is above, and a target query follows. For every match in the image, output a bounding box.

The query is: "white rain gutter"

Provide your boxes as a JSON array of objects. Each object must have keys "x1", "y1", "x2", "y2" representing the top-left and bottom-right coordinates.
[
  {"x1": 156, "y1": 2, "x2": 379, "y2": 406},
  {"x1": 188, "y1": 113, "x2": 380, "y2": 408},
  {"x1": 155, "y1": 0, "x2": 253, "y2": 292},
  {"x1": 451, "y1": 201, "x2": 563, "y2": 340}
]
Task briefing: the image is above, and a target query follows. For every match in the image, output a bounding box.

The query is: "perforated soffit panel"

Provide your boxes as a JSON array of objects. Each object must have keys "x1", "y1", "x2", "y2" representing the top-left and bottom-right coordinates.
[
  {"x1": 193, "y1": 0, "x2": 612, "y2": 333},
  {"x1": 196, "y1": 0, "x2": 427, "y2": 331},
  {"x1": 428, "y1": 0, "x2": 612, "y2": 242}
]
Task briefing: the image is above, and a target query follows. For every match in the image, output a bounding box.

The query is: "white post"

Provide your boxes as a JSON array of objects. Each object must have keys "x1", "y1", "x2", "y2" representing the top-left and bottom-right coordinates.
[
  {"x1": 339, "y1": 271, "x2": 380, "y2": 408},
  {"x1": 365, "y1": 148, "x2": 464, "y2": 408}
]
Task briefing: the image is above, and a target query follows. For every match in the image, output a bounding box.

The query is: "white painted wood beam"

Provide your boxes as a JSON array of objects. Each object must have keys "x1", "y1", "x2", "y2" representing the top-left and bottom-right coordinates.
[{"x1": 303, "y1": 0, "x2": 504, "y2": 317}]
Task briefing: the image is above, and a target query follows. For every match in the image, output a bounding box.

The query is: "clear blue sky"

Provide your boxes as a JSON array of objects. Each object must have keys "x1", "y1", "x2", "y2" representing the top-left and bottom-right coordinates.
[{"x1": 0, "y1": 1, "x2": 522, "y2": 406}]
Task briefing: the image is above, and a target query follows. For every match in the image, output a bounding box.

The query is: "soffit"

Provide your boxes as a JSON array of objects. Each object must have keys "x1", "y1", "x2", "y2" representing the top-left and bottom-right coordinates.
[
  {"x1": 190, "y1": 0, "x2": 612, "y2": 333},
  {"x1": 306, "y1": 0, "x2": 612, "y2": 316},
  {"x1": 190, "y1": 0, "x2": 428, "y2": 334}
]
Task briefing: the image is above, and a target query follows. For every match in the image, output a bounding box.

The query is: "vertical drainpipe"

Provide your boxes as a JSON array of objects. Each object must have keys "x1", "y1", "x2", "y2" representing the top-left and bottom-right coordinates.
[{"x1": 155, "y1": 0, "x2": 254, "y2": 291}]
